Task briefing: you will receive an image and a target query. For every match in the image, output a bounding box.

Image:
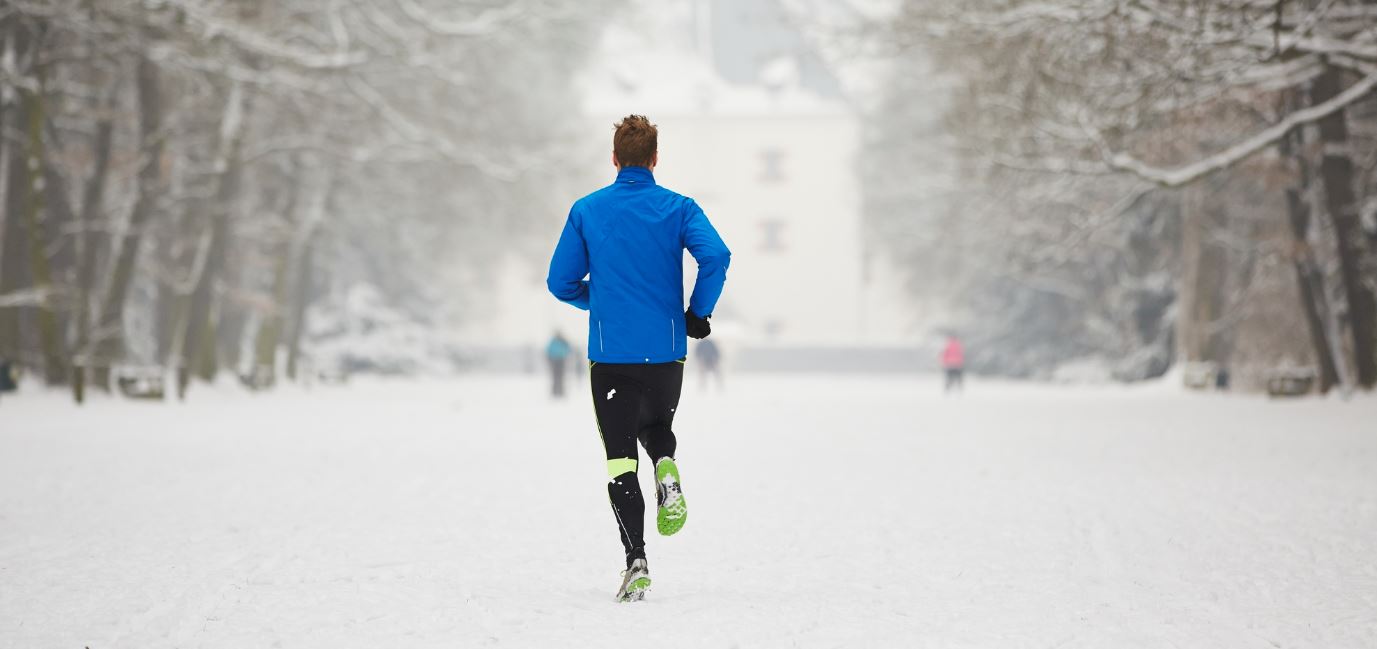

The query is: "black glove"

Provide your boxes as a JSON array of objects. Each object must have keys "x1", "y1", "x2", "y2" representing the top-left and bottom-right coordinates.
[{"x1": 685, "y1": 308, "x2": 711, "y2": 339}]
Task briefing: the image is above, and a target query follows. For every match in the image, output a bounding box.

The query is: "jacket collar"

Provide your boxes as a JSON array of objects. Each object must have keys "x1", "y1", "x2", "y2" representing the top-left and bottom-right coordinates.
[{"x1": 615, "y1": 166, "x2": 656, "y2": 185}]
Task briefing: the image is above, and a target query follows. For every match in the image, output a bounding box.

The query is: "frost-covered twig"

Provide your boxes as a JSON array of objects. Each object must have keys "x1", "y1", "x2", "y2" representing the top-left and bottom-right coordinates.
[
  {"x1": 390, "y1": 0, "x2": 525, "y2": 37},
  {"x1": 989, "y1": 154, "x2": 1115, "y2": 177},
  {"x1": 344, "y1": 75, "x2": 520, "y2": 180},
  {"x1": 162, "y1": 0, "x2": 369, "y2": 70},
  {"x1": 1099, "y1": 72, "x2": 1377, "y2": 188},
  {"x1": 0, "y1": 289, "x2": 53, "y2": 309}
]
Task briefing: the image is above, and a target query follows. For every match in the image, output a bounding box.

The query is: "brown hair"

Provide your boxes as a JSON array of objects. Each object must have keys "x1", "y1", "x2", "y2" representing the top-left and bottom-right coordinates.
[{"x1": 613, "y1": 114, "x2": 657, "y2": 168}]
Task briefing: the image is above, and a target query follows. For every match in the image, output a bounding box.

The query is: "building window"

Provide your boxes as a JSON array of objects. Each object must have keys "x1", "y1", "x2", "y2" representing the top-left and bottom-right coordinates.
[
  {"x1": 760, "y1": 148, "x2": 786, "y2": 183},
  {"x1": 760, "y1": 218, "x2": 787, "y2": 253}
]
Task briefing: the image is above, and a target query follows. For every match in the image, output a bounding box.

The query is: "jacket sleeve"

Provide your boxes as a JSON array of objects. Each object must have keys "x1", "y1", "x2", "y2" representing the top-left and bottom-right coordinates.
[
  {"x1": 683, "y1": 200, "x2": 731, "y2": 317},
  {"x1": 546, "y1": 206, "x2": 590, "y2": 310}
]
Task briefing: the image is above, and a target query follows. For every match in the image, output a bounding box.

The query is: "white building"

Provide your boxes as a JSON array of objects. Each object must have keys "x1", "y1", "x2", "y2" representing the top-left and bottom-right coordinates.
[{"x1": 468, "y1": 0, "x2": 911, "y2": 360}]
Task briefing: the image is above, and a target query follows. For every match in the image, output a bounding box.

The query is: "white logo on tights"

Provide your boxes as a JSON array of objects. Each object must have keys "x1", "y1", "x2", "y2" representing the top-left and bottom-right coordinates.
[{"x1": 607, "y1": 389, "x2": 616, "y2": 400}]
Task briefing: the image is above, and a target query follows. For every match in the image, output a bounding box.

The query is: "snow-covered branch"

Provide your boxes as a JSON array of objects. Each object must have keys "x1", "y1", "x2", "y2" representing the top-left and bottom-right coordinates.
[
  {"x1": 0, "y1": 289, "x2": 54, "y2": 309},
  {"x1": 390, "y1": 0, "x2": 525, "y2": 37},
  {"x1": 1100, "y1": 72, "x2": 1377, "y2": 188},
  {"x1": 161, "y1": 0, "x2": 369, "y2": 70},
  {"x1": 343, "y1": 75, "x2": 521, "y2": 180},
  {"x1": 989, "y1": 153, "x2": 1115, "y2": 177}
]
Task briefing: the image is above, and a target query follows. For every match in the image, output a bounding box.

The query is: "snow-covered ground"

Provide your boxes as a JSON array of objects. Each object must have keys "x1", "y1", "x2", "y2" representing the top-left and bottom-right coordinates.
[{"x1": 2, "y1": 375, "x2": 1374, "y2": 648}]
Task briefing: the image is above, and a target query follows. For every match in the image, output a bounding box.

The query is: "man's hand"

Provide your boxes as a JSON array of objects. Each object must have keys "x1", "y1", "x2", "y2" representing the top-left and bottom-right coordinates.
[{"x1": 685, "y1": 308, "x2": 711, "y2": 339}]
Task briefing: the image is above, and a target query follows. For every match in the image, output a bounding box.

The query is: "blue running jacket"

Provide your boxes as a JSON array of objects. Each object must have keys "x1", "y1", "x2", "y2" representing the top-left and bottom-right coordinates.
[{"x1": 547, "y1": 166, "x2": 731, "y2": 363}]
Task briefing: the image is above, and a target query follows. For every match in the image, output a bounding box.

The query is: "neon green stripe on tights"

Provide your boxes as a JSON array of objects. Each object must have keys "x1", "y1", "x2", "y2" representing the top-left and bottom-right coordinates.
[{"x1": 607, "y1": 457, "x2": 637, "y2": 478}]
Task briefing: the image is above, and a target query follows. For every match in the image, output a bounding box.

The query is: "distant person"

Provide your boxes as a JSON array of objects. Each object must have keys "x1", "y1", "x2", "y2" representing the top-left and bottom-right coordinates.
[
  {"x1": 546, "y1": 115, "x2": 731, "y2": 602},
  {"x1": 545, "y1": 332, "x2": 572, "y2": 398},
  {"x1": 695, "y1": 338, "x2": 724, "y2": 391},
  {"x1": 0, "y1": 359, "x2": 15, "y2": 395},
  {"x1": 941, "y1": 335, "x2": 965, "y2": 393}
]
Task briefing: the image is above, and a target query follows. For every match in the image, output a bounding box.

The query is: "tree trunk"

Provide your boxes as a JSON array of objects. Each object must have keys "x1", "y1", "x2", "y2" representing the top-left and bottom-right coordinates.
[
  {"x1": 92, "y1": 51, "x2": 163, "y2": 389},
  {"x1": 1310, "y1": 63, "x2": 1377, "y2": 388},
  {"x1": 177, "y1": 217, "x2": 228, "y2": 398},
  {"x1": 176, "y1": 82, "x2": 247, "y2": 398},
  {"x1": 1286, "y1": 190, "x2": 1343, "y2": 392},
  {"x1": 217, "y1": 291, "x2": 247, "y2": 381},
  {"x1": 160, "y1": 225, "x2": 196, "y2": 393},
  {"x1": 1279, "y1": 99, "x2": 1342, "y2": 393},
  {"x1": 1177, "y1": 183, "x2": 1231, "y2": 366},
  {"x1": 0, "y1": 19, "x2": 33, "y2": 367},
  {"x1": 284, "y1": 164, "x2": 332, "y2": 382},
  {"x1": 285, "y1": 238, "x2": 314, "y2": 382},
  {"x1": 254, "y1": 164, "x2": 323, "y2": 386},
  {"x1": 20, "y1": 77, "x2": 68, "y2": 384},
  {"x1": 252, "y1": 247, "x2": 290, "y2": 386},
  {"x1": 71, "y1": 106, "x2": 115, "y2": 404},
  {"x1": 0, "y1": 17, "x2": 7, "y2": 219},
  {"x1": 0, "y1": 99, "x2": 32, "y2": 365}
]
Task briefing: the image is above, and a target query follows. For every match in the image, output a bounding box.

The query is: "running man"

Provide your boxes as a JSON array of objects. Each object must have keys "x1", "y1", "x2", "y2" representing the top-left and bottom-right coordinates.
[{"x1": 546, "y1": 115, "x2": 731, "y2": 601}]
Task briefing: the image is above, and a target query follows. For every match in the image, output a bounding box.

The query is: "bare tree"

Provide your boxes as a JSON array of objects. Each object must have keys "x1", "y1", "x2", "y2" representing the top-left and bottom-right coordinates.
[
  {"x1": 866, "y1": 0, "x2": 1377, "y2": 388},
  {"x1": 0, "y1": 0, "x2": 619, "y2": 402}
]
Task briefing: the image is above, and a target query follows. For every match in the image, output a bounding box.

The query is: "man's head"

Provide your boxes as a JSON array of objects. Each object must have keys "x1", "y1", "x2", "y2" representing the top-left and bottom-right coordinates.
[{"x1": 612, "y1": 114, "x2": 658, "y2": 170}]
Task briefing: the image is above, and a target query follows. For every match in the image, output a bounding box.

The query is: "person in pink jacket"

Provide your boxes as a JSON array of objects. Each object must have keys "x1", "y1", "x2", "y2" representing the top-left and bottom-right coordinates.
[{"x1": 941, "y1": 335, "x2": 965, "y2": 393}]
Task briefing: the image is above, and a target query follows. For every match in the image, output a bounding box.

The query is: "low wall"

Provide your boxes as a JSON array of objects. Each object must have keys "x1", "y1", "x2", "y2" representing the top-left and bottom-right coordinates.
[{"x1": 450, "y1": 345, "x2": 934, "y2": 374}]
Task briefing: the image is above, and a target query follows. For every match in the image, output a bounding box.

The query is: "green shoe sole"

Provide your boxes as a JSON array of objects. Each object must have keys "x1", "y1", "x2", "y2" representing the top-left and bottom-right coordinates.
[
  {"x1": 619, "y1": 577, "x2": 651, "y2": 602},
  {"x1": 656, "y1": 458, "x2": 688, "y2": 536}
]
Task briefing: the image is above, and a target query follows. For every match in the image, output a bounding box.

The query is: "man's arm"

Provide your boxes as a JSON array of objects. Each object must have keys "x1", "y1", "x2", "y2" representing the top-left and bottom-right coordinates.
[
  {"x1": 683, "y1": 200, "x2": 731, "y2": 317},
  {"x1": 546, "y1": 207, "x2": 590, "y2": 310}
]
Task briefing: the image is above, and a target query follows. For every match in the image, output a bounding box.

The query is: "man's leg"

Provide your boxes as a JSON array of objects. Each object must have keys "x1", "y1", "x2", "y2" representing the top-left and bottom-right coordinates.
[
  {"x1": 589, "y1": 364, "x2": 648, "y2": 567},
  {"x1": 637, "y1": 362, "x2": 683, "y2": 464},
  {"x1": 551, "y1": 359, "x2": 565, "y2": 397},
  {"x1": 636, "y1": 362, "x2": 687, "y2": 536}
]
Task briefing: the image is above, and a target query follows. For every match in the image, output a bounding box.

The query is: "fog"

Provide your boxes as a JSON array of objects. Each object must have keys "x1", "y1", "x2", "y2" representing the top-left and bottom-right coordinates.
[{"x1": 3, "y1": 0, "x2": 1373, "y2": 397}]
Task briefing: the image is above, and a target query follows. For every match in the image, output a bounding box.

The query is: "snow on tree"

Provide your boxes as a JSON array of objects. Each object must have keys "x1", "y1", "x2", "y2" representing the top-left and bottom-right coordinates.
[
  {"x1": 864, "y1": 0, "x2": 1377, "y2": 389},
  {"x1": 0, "y1": 0, "x2": 619, "y2": 401}
]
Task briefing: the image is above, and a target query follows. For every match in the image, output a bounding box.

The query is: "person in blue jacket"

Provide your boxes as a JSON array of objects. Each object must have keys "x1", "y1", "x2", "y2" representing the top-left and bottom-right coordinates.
[
  {"x1": 545, "y1": 331, "x2": 572, "y2": 398},
  {"x1": 547, "y1": 114, "x2": 730, "y2": 601}
]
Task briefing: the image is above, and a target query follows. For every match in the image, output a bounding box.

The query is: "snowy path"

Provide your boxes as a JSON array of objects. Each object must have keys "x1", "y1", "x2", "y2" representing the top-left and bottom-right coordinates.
[{"x1": 2, "y1": 376, "x2": 1375, "y2": 648}]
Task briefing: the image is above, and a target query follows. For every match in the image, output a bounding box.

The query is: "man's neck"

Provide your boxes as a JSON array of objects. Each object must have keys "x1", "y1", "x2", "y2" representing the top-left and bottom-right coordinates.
[{"x1": 615, "y1": 166, "x2": 656, "y2": 184}]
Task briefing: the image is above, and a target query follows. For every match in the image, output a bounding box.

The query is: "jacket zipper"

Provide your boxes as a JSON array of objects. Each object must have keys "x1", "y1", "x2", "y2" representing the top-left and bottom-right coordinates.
[
  {"x1": 670, "y1": 317, "x2": 675, "y2": 352},
  {"x1": 598, "y1": 320, "x2": 605, "y2": 353}
]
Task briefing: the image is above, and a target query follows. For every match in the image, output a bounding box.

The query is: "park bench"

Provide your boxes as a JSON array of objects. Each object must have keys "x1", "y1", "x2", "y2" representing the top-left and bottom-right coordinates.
[
  {"x1": 1182, "y1": 361, "x2": 1218, "y2": 390},
  {"x1": 1265, "y1": 368, "x2": 1315, "y2": 398},
  {"x1": 116, "y1": 367, "x2": 166, "y2": 400}
]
